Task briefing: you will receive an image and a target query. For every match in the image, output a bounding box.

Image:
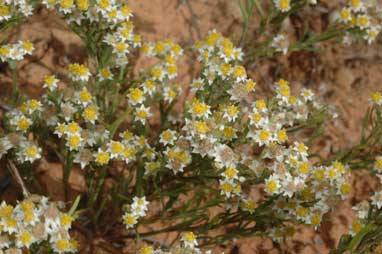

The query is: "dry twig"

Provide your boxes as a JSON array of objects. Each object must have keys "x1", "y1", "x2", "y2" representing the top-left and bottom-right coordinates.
[{"x1": 7, "y1": 160, "x2": 30, "y2": 197}]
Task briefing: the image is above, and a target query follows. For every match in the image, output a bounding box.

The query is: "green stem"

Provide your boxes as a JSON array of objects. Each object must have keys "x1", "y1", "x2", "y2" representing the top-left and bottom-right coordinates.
[
  {"x1": 10, "y1": 61, "x2": 19, "y2": 105},
  {"x1": 108, "y1": 108, "x2": 131, "y2": 138},
  {"x1": 68, "y1": 195, "x2": 81, "y2": 216},
  {"x1": 135, "y1": 159, "x2": 144, "y2": 196},
  {"x1": 63, "y1": 150, "x2": 74, "y2": 201},
  {"x1": 89, "y1": 166, "x2": 108, "y2": 206}
]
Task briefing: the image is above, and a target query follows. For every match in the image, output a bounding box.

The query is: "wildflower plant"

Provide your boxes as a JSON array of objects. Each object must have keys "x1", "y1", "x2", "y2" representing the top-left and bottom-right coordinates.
[
  {"x1": 332, "y1": 93, "x2": 382, "y2": 254},
  {"x1": 0, "y1": 190, "x2": 79, "y2": 253},
  {"x1": 239, "y1": 0, "x2": 382, "y2": 61},
  {"x1": 0, "y1": 0, "x2": 382, "y2": 253}
]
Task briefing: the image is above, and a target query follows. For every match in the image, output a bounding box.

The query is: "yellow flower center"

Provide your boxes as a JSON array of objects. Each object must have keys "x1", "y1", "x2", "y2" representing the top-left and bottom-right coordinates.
[
  {"x1": 56, "y1": 239, "x2": 70, "y2": 251},
  {"x1": 278, "y1": 129, "x2": 288, "y2": 142},
  {"x1": 352, "y1": 219, "x2": 362, "y2": 233},
  {"x1": 314, "y1": 169, "x2": 324, "y2": 181},
  {"x1": 45, "y1": 75, "x2": 56, "y2": 86},
  {"x1": 77, "y1": 0, "x2": 89, "y2": 10},
  {"x1": 67, "y1": 122, "x2": 80, "y2": 133},
  {"x1": 224, "y1": 167, "x2": 237, "y2": 179},
  {"x1": 357, "y1": 16, "x2": 369, "y2": 27},
  {"x1": 110, "y1": 142, "x2": 124, "y2": 154},
  {"x1": 296, "y1": 206, "x2": 309, "y2": 217},
  {"x1": 192, "y1": 101, "x2": 209, "y2": 116},
  {"x1": 279, "y1": 84, "x2": 290, "y2": 97},
  {"x1": 79, "y1": 90, "x2": 92, "y2": 104},
  {"x1": 298, "y1": 162, "x2": 310, "y2": 174},
  {"x1": 376, "y1": 158, "x2": 382, "y2": 169},
  {"x1": 371, "y1": 92, "x2": 382, "y2": 103},
  {"x1": 18, "y1": 118, "x2": 31, "y2": 131},
  {"x1": 69, "y1": 63, "x2": 89, "y2": 77},
  {"x1": 129, "y1": 88, "x2": 144, "y2": 103},
  {"x1": 151, "y1": 67, "x2": 163, "y2": 79},
  {"x1": 29, "y1": 99, "x2": 40, "y2": 110},
  {"x1": 205, "y1": 32, "x2": 222, "y2": 46},
  {"x1": 115, "y1": 42, "x2": 126, "y2": 52},
  {"x1": 220, "y1": 181, "x2": 233, "y2": 193},
  {"x1": 24, "y1": 211, "x2": 35, "y2": 223},
  {"x1": 5, "y1": 218, "x2": 17, "y2": 228},
  {"x1": 244, "y1": 200, "x2": 256, "y2": 213},
  {"x1": 124, "y1": 214, "x2": 137, "y2": 225},
  {"x1": 162, "y1": 131, "x2": 173, "y2": 141},
  {"x1": 167, "y1": 89, "x2": 176, "y2": 99},
  {"x1": 100, "y1": 68, "x2": 111, "y2": 78},
  {"x1": 350, "y1": 0, "x2": 360, "y2": 8},
  {"x1": 0, "y1": 46, "x2": 9, "y2": 57},
  {"x1": 279, "y1": 0, "x2": 290, "y2": 10},
  {"x1": 167, "y1": 65, "x2": 177, "y2": 75},
  {"x1": 147, "y1": 162, "x2": 159, "y2": 172},
  {"x1": 259, "y1": 130, "x2": 270, "y2": 142},
  {"x1": 0, "y1": 205, "x2": 13, "y2": 218},
  {"x1": 22, "y1": 40, "x2": 33, "y2": 51},
  {"x1": 265, "y1": 180, "x2": 277, "y2": 193},
  {"x1": 220, "y1": 63, "x2": 231, "y2": 75},
  {"x1": 184, "y1": 232, "x2": 196, "y2": 242},
  {"x1": 19, "y1": 231, "x2": 32, "y2": 245},
  {"x1": 195, "y1": 121, "x2": 210, "y2": 134},
  {"x1": 226, "y1": 105, "x2": 238, "y2": 116},
  {"x1": 252, "y1": 113, "x2": 262, "y2": 123},
  {"x1": 61, "y1": 213, "x2": 73, "y2": 227},
  {"x1": 223, "y1": 127, "x2": 235, "y2": 138},
  {"x1": 99, "y1": 0, "x2": 110, "y2": 10},
  {"x1": 83, "y1": 106, "x2": 97, "y2": 121},
  {"x1": 21, "y1": 201, "x2": 34, "y2": 212},
  {"x1": 340, "y1": 183, "x2": 351, "y2": 195},
  {"x1": 68, "y1": 135, "x2": 81, "y2": 149},
  {"x1": 25, "y1": 146, "x2": 39, "y2": 158},
  {"x1": 124, "y1": 147, "x2": 137, "y2": 158},
  {"x1": 245, "y1": 80, "x2": 256, "y2": 91},
  {"x1": 154, "y1": 42, "x2": 165, "y2": 54},
  {"x1": 121, "y1": 5, "x2": 132, "y2": 16},
  {"x1": 139, "y1": 246, "x2": 154, "y2": 254},
  {"x1": 255, "y1": 99, "x2": 266, "y2": 110},
  {"x1": 233, "y1": 66, "x2": 246, "y2": 78},
  {"x1": 340, "y1": 8, "x2": 351, "y2": 21},
  {"x1": 0, "y1": 5, "x2": 10, "y2": 16},
  {"x1": 60, "y1": 0, "x2": 74, "y2": 9},
  {"x1": 96, "y1": 152, "x2": 110, "y2": 165}
]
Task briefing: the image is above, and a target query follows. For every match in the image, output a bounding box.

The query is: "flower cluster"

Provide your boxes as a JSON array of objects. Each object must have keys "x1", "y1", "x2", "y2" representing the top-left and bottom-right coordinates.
[
  {"x1": 0, "y1": 0, "x2": 367, "y2": 250},
  {"x1": 43, "y1": 0, "x2": 131, "y2": 22},
  {"x1": 42, "y1": 0, "x2": 140, "y2": 67},
  {"x1": 136, "y1": 232, "x2": 216, "y2": 254},
  {"x1": 1, "y1": 98, "x2": 44, "y2": 163},
  {"x1": 127, "y1": 38, "x2": 183, "y2": 125},
  {"x1": 0, "y1": 0, "x2": 34, "y2": 22},
  {"x1": 370, "y1": 91, "x2": 382, "y2": 106},
  {"x1": 0, "y1": 40, "x2": 34, "y2": 63},
  {"x1": 122, "y1": 196, "x2": 149, "y2": 230},
  {"x1": 273, "y1": 0, "x2": 292, "y2": 13},
  {"x1": 344, "y1": 96, "x2": 382, "y2": 238},
  {"x1": 339, "y1": 0, "x2": 381, "y2": 44},
  {"x1": 271, "y1": 33, "x2": 289, "y2": 55},
  {"x1": 0, "y1": 195, "x2": 77, "y2": 253},
  {"x1": 269, "y1": 160, "x2": 351, "y2": 232},
  {"x1": 273, "y1": 0, "x2": 317, "y2": 13},
  {"x1": 0, "y1": 23, "x2": 352, "y2": 247},
  {"x1": 178, "y1": 31, "x2": 350, "y2": 235},
  {"x1": 348, "y1": 156, "x2": 382, "y2": 236}
]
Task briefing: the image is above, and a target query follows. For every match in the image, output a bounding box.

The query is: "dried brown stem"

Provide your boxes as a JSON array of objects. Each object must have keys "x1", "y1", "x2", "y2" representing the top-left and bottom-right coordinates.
[{"x1": 8, "y1": 160, "x2": 30, "y2": 197}]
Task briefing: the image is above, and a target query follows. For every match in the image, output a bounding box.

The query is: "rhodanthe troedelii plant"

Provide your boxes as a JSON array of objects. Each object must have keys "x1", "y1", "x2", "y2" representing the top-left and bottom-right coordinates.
[{"x1": 1, "y1": 0, "x2": 382, "y2": 253}]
